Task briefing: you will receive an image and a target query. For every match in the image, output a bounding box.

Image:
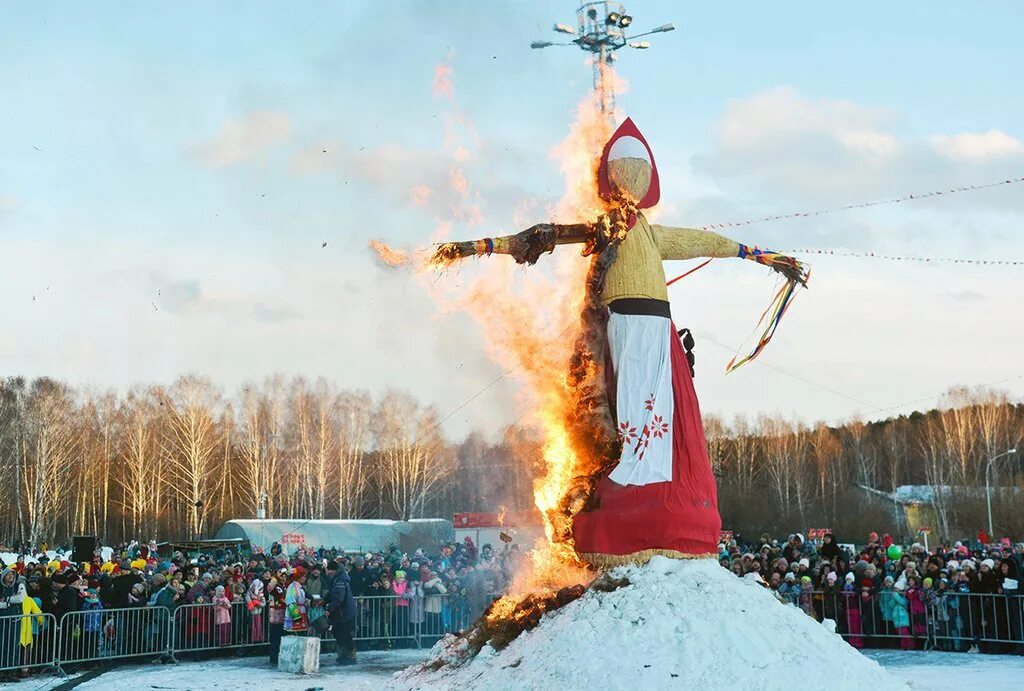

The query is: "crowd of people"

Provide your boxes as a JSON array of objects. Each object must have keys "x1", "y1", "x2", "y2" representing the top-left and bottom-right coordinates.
[
  {"x1": 1, "y1": 529, "x2": 1021, "y2": 680},
  {"x1": 719, "y1": 531, "x2": 1024, "y2": 655},
  {"x1": 0, "y1": 535, "x2": 523, "y2": 680}
]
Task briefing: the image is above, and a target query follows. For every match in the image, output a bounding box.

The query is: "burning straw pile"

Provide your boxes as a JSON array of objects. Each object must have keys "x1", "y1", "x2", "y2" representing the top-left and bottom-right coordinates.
[{"x1": 418, "y1": 572, "x2": 632, "y2": 677}]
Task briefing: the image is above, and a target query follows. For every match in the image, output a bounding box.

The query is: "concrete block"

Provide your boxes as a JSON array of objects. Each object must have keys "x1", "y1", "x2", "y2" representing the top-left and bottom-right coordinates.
[{"x1": 278, "y1": 634, "x2": 320, "y2": 674}]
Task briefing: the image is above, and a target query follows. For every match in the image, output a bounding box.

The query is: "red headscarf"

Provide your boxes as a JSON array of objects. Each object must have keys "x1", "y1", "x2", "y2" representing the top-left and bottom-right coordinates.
[{"x1": 596, "y1": 117, "x2": 661, "y2": 209}]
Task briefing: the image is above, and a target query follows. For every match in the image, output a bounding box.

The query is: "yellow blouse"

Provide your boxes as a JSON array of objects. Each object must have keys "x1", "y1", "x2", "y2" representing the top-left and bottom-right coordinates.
[{"x1": 602, "y1": 213, "x2": 740, "y2": 304}]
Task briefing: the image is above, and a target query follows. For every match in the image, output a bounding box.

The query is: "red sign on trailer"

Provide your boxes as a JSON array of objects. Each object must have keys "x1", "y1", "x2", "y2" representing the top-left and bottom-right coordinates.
[{"x1": 453, "y1": 511, "x2": 541, "y2": 528}]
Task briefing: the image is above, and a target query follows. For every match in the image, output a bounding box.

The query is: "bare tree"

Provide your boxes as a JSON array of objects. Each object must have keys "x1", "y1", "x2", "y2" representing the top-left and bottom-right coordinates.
[
  {"x1": 336, "y1": 390, "x2": 371, "y2": 518},
  {"x1": 373, "y1": 391, "x2": 451, "y2": 520},
  {"x1": 160, "y1": 376, "x2": 222, "y2": 538},
  {"x1": 21, "y1": 379, "x2": 80, "y2": 545}
]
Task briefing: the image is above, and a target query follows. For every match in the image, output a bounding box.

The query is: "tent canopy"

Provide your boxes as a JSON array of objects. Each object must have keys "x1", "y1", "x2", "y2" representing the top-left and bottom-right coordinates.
[{"x1": 214, "y1": 519, "x2": 454, "y2": 555}]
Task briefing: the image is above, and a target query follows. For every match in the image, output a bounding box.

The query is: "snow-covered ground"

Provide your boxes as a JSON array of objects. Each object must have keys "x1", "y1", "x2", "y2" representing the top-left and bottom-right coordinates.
[
  {"x1": 9, "y1": 648, "x2": 1019, "y2": 689},
  {"x1": 67, "y1": 649, "x2": 428, "y2": 690},
  {"x1": 864, "y1": 650, "x2": 1024, "y2": 689}
]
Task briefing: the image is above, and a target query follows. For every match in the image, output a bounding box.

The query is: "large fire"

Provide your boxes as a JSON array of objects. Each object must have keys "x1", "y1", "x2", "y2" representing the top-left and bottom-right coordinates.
[{"x1": 371, "y1": 63, "x2": 628, "y2": 609}]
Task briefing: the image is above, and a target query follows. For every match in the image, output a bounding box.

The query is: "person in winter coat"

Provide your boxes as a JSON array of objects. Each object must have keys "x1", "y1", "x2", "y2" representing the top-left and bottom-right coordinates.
[
  {"x1": 326, "y1": 564, "x2": 357, "y2": 665},
  {"x1": 970, "y1": 559, "x2": 1000, "y2": 652},
  {"x1": 79, "y1": 589, "x2": 104, "y2": 660},
  {"x1": 407, "y1": 577, "x2": 426, "y2": 629},
  {"x1": 777, "y1": 572, "x2": 800, "y2": 607},
  {"x1": 267, "y1": 573, "x2": 287, "y2": 664},
  {"x1": 213, "y1": 585, "x2": 232, "y2": 647},
  {"x1": 185, "y1": 573, "x2": 213, "y2": 604},
  {"x1": 906, "y1": 576, "x2": 927, "y2": 643},
  {"x1": 821, "y1": 571, "x2": 843, "y2": 624},
  {"x1": 819, "y1": 534, "x2": 841, "y2": 563},
  {"x1": 392, "y1": 570, "x2": 410, "y2": 637},
  {"x1": 349, "y1": 556, "x2": 370, "y2": 597},
  {"x1": 931, "y1": 577, "x2": 954, "y2": 651},
  {"x1": 798, "y1": 576, "x2": 816, "y2": 619},
  {"x1": 998, "y1": 558, "x2": 1022, "y2": 654},
  {"x1": 890, "y1": 582, "x2": 914, "y2": 650},
  {"x1": 19, "y1": 582, "x2": 45, "y2": 676},
  {"x1": 283, "y1": 567, "x2": 308, "y2": 634},
  {"x1": 0, "y1": 568, "x2": 26, "y2": 673},
  {"x1": 877, "y1": 575, "x2": 896, "y2": 642},
  {"x1": 304, "y1": 563, "x2": 327, "y2": 635},
  {"x1": 247, "y1": 579, "x2": 266, "y2": 644},
  {"x1": 841, "y1": 573, "x2": 863, "y2": 649},
  {"x1": 423, "y1": 570, "x2": 448, "y2": 633}
]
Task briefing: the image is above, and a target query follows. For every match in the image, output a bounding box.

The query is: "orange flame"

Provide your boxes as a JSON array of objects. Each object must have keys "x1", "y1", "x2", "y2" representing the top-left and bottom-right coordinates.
[
  {"x1": 369, "y1": 239, "x2": 410, "y2": 268},
  {"x1": 403, "y1": 61, "x2": 626, "y2": 596}
]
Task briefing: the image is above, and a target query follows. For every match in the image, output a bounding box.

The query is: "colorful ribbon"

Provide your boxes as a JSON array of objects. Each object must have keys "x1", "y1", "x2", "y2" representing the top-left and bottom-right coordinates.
[{"x1": 725, "y1": 272, "x2": 807, "y2": 374}]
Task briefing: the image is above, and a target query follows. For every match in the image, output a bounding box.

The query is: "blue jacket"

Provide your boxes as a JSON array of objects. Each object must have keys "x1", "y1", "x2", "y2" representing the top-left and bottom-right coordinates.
[
  {"x1": 81, "y1": 599, "x2": 104, "y2": 633},
  {"x1": 327, "y1": 570, "x2": 357, "y2": 624}
]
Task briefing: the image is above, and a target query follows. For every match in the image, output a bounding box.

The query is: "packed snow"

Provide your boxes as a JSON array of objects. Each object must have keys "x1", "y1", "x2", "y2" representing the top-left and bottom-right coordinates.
[
  {"x1": 24, "y1": 640, "x2": 1022, "y2": 690},
  {"x1": 865, "y1": 650, "x2": 1024, "y2": 689},
  {"x1": 396, "y1": 556, "x2": 905, "y2": 691},
  {"x1": 67, "y1": 649, "x2": 428, "y2": 690}
]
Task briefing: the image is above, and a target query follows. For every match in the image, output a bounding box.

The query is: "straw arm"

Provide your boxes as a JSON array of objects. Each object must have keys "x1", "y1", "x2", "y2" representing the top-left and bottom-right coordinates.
[
  {"x1": 431, "y1": 223, "x2": 592, "y2": 266},
  {"x1": 653, "y1": 225, "x2": 808, "y2": 286}
]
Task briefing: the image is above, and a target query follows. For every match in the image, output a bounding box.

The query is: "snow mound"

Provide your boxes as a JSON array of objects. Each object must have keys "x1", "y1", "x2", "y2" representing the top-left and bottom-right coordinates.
[{"x1": 394, "y1": 557, "x2": 906, "y2": 691}]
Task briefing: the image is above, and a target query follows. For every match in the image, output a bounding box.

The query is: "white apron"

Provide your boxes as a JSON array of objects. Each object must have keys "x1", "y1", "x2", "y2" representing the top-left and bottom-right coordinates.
[{"x1": 607, "y1": 311, "x2": 675, "y2": 486}]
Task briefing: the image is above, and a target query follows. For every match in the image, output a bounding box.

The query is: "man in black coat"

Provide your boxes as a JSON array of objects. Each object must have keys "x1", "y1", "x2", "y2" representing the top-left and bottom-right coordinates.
[
  {"x1": 325, "y1": 562, "x2": 357, "y2": 665},
  {"x1": 111, "y1": 562, "x2": 142, "y2": 608}
]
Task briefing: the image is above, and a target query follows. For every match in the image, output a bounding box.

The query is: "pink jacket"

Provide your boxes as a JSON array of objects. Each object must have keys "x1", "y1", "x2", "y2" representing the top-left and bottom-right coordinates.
[
  {"x1": 213, "y1": 594, "x2": 232, "y2": 625},
  {"x1": 392, "y1": 580, "x2": 409, "y2": 606}
]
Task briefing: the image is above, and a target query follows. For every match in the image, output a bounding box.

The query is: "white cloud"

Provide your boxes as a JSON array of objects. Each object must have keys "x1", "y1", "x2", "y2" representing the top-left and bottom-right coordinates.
[
  {"x1": 929, "y1": 129, "x2": 1024, "y2": 162},
  {"x1": 192, "y1": 111, "x2": 291, "y2": 168},
  {"x1": 688, "y1": 87, "x2": 1024, "y2": 221}
]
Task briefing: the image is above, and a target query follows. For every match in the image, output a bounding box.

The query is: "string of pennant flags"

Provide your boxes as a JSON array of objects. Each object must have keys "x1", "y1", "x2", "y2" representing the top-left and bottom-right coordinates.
[
  {"x1": 783, "y1": 249, "x2": 1024, "y2": 266},
  {"x1": 698, "y1": 175, "x2": 1024, "y2": 231}
]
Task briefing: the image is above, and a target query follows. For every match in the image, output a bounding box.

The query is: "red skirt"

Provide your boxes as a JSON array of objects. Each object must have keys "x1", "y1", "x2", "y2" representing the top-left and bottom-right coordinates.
[{"x1": 573, "y1": 318, "x2": 721, "y2": 562}]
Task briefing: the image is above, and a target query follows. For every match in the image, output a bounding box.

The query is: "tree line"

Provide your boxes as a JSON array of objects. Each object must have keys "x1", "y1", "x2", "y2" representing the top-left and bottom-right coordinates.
[
  {"x1": 0, "y1": 375, "x2": 1020, "y2": 546},
  {"x1": 707, "y1": 386, "x2": 1024, "y2": 541},
  {"x1": 0, "y1": 375, "x2": 535, "y2": 546}
]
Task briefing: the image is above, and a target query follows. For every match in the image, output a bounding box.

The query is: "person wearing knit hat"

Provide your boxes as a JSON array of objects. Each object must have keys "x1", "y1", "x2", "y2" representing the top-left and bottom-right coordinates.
[{"x1": 980, "y1": 558, "x2": 995, "y2": 571}]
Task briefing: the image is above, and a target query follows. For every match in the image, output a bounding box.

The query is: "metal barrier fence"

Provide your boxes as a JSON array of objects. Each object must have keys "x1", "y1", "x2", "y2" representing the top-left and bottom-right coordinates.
[
  {"x1": 59, "y1": 606, "x2": 172, "y2": 666},
  {"x1": 352, "y1": 594, "x2": 478, "y2": 648},
  {"x1": 0, "y1": 611, "x2": 59, "y2": 674},
  {"x1": 783, "y1": 590, "x2": 1024, "y2": 651},
  {"x1": 174, "y1": 602, "x2": 269, "y2": 655}
]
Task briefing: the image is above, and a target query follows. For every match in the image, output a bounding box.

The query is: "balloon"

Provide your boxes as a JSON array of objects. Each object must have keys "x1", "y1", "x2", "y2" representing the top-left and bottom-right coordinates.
[{"x1": 886, "y1": 544, "x2": 903, "y2": 560}]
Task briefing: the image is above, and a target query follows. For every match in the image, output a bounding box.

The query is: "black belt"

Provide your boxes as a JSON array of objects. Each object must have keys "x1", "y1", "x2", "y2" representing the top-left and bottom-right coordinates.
[{"x1": 607, "y1": 298, "x2": 671, "y2": 318}]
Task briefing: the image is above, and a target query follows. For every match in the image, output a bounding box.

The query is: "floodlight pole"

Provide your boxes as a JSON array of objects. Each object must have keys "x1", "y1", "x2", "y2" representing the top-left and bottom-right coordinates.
[
  {"x1": 531, "y1": 2, "x2": 675, "y2": 117},
  {"x1": 984, "y1": 448, "x2": 1016, "y2": 539}
]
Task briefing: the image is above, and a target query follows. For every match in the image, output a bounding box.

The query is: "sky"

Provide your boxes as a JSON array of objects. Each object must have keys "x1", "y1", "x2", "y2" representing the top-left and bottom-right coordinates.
[{"x1": 1, "y1": 1, "x2": 1023, "y2": 438}]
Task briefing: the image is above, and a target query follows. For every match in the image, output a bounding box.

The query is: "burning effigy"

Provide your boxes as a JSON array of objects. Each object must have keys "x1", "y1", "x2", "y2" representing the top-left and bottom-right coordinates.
[{"x1": 432, "y1": 117, "x2": 807, "y2": 570}]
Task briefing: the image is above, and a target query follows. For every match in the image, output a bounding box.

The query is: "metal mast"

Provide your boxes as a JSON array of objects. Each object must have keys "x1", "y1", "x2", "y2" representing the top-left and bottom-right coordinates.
[{"x1": 531, "y1": 2, "x2": 675, "y2": 115}]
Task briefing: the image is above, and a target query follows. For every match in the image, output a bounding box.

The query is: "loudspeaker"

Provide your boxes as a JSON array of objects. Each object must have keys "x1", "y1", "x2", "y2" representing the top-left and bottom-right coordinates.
[{"x1": 72, "y1": 535, "x2": 98, "y2": 563}]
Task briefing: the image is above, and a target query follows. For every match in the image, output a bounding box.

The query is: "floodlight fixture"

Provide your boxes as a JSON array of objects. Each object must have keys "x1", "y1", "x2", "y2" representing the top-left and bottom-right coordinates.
[{"x1": 529, "y1": 3, "x2": 676, "y2": 115}]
